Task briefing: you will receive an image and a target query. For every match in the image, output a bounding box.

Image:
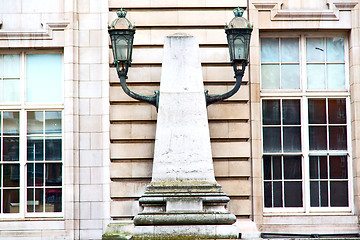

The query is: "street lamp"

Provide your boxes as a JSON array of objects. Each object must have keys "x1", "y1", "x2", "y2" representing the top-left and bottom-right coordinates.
[
  {"x1": 108, "y1": 9, "x2": 159, "y2": 108},
  {"x1": 109, "y1": 7, "x2": 252, "y2": 108},
  {"x1": 205, "y1": 7, "x2": 252, "y2": 106}
]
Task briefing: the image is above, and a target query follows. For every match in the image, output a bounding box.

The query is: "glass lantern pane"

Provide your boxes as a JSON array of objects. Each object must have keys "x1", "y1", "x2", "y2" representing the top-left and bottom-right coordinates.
[
  {"x1": 261, "y1": 65, "x2": 280, "y2": 89},
  {"x1": 281, "y1": 38, "x2": 299, "y2": 62},
  {"x1": 307, "y1": 64, "x2": 325, "y2": 89},
  {"x1": 3, "y1": 54, "x2": 20, "y2": 78},
  {"x1": 3, "y1": 79, "x2": 20, "y2": 102},
  {"x1": 327, "y1": 64, "x2": 345, "y2": 89},
  {"x1": 261, "y1": 38, "x2": 279, "y2": 63},
  {"x1": 307, "y1": 38, "x2": 325, "y2": 62},
  {"x1": 115, "y1": 38, "x2": 128, "y2": 61},
  {"x1": 308, "y1": 99, "x2": 326, "y2": 124},
  {"x1": 326, "y1": 37, "x2": 344, "y2": 63},
  {"x1": 27, "y1": 54, "x2": 62, "y2": 103},
  {"x1": 281, "y1": 64, "x2": 300, "y2": 89}
]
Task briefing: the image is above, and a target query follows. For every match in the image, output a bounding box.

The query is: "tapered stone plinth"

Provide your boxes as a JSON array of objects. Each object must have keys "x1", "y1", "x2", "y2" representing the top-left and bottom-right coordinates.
[{"x1": 133, "y1": 34, "x2": 237, "y2": 239}]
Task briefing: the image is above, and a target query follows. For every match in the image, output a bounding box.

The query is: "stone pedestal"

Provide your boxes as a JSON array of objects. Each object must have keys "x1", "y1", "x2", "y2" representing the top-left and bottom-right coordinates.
[{"x1": 132, "y1": 34, "x2": 237, "y2": 239}]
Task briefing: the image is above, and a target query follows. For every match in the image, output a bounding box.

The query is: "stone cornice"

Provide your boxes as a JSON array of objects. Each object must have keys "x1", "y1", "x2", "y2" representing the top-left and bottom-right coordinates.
[
  {"x1": 0, "y1": 21, "x2": 70, "y2": 40},
  {"x1": 253, "y1": 0, "x2": 358, "y2": 21}
]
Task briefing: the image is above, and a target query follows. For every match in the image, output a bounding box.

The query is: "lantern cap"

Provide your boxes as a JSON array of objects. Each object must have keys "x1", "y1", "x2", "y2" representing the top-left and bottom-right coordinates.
[
  {"x1": 109, "y1": 8, "x2": 135, "y2": 30},
  {"x1": 226, "y1": 7, "x2": 252, "y2": 29}
]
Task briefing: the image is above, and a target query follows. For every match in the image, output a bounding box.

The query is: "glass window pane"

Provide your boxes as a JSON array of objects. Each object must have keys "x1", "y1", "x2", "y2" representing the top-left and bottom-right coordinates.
[
  {"x1": 3, "y1": 137, "x2": 19, "y2": 161},
  {"x1": 3, "y1": 112, "x2": 19, "y2": 135},
  {"x1": 284, "y1": 181, "x2": 302, "y2": 207},
  {"x1": 263, "y1": 156, "x2": 271, "y2": 180},
  {"x1": 309, "y1": 126, "x2": 327, "y2": 150},
  {"x1": 35, "y1": 188, "x2": 44, "y2": 212},
  {"x1": 330, "y1": 155, "x2": 347, "y2": 179},
  {"x1": 45, "y1": 188, "x2": 62, "y2": 212},
  {"x1": 261, "y1": 38, "x2": 279, "y2": 63},
  {"x1": 284, "y1": 155, "x2": 302, "y2": 179},
  {"x1": 320, "y1": 181, "x2": 329, "y2": 207},
  {"x1": 3, "y1": 164, "x2": 20, "y2": 187},
  {"x1": 319, "y1": 156, "x2": 328, "y2": 179},
  {"x1": 0, "y1": 56, "x2": 3, "y2": 77},
  {"x1": 45, "y1": 138, "x2": 62, "y2": 160},
  {"x1": 326, "y1": 37, "x2": 344, "y2": 62},
  {"x1": 327, "y1": 64, "x2": 345, "y2": 89},
  {"x1": 310, "y1": 181, "x2": 319, "y2": 207},
  {"x1": 27, "y1": 54, "x2": 62, "y2": 103},
  {"x1": 27, "y1": 137, "x2": 44, "y2": 161},
  {"x1": 307, "y1": 64, "x2": 325, "y2": 89},
  {"x1": 283, "y1": 100, "x2": 300, "y2": 125},
  {"x1": 330, "y1": 181, "x2": 348, "y2": 207},
  {"x1": 3, "y1": 189, "x2": 19, "y2": 213},
  {"x1": 35, "y1": 163, "x2": 44, "y2": 186},
  {"x1": 262, "y1": 100, "x2": 280, "y2": 125},
  {"x1": 283, "y1": 127, "x2": 301, "y2": 152},
  {"x1": 27, "y1": 189, "x2": 34, "y2": 212},
  {"x1": 3, "y1": 54, "x2": 20, "y2": 78},
  {"x1": 45, "y1": 111, "x2": 62, "y2": 135},
  {"x1": 281, "y1": 64, "x2": 300, "y2": 89},
  {"x1": 281, "y1": 38, "x2": 299, "y2": 62},
  {"x1": 261, "y1": 65, "x2": 280, "y2": 89},
  {"x1": 328, "y1": 99, "x2": 346, "y2": 124},
  {"x1": 273, "y1": 156, "x2": 282, "y2": 180},
  {"x1": 264, "y1": 182, "x2": 272, "y2": 207},
  {"x1": 310, "y1": 156, "x2": 319, "y2": 179},
  {"x1": 329, "y1": 126, "x2": 347, "y2": 150},
  {"x1": 307, "y1": 38, "x2": 325, "y2": 62},
  {"x1": 273, "y1": 181, "x2": 283, "y2": 207},
  {"x1": 3, "y1": 79, "x2": 20, "y2": 102},
  {"x1": 308, "y1": 99, "x2": 326, "y2": 124},
  {"x1": 45, "y1": 163, "x2": 62, "y2": 186},
  {"x1": 263, "y1": 127, "x2": 281, "y2": 153},
  {"x1": 27, "y1": 111, "x2": 44, "y2": 135},
  {"x1": 27, "y1": 163, "x2": 34, "y2": 187}
]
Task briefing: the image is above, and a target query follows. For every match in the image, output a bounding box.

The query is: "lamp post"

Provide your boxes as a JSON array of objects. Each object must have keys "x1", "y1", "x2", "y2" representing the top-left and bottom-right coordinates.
[
  {"x1": 108, "y1": 9, "x2": 159, "y2": 108},
  {"x1": 109, "y1": 7, "x2": 252, "y2": 108},
  {"x1": 205, "y1": 7, "x2": 252, "y2": 106}
]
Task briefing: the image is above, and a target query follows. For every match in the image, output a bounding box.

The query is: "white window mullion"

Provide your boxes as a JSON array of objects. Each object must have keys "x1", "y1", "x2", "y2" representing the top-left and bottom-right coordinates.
[
  {"x1": 302, "y1": 96, "x2": 311, "y2": 213},
  {"x1": 19, "y1": 110, "x2": 26, "y2": 217}
]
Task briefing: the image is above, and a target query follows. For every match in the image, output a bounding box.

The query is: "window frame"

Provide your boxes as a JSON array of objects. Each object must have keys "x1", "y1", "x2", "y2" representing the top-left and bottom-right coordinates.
[
  {"x1": 0, "y1": 50, "x2": 64, "y2": 219},
  {"x1": 260, "y1": 32, "x2": 353, "y2": 214}
]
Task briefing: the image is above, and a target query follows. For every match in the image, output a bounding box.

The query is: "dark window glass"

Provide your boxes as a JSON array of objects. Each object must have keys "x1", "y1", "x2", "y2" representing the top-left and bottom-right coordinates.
[
  {"x1": 328, "y1": 99, "x2": 346, "y2": 124},
  {"x1": 330, "y1": 181, "x2": 348, "y2": 207},
  {"x1": 3, "y1": 189, "x2": 19, "y2": 213},
  {"x1": 330, "y1": 156, "x2": 347, "y2": 179},
  {"x1": 319, "y1": 156, "x2": 328, "y2": 179},
  {"x1": 284, "y1": 181, "x2": 302, "y2": 207},
  {"x1": 263, "y1": 156, "x2": 271, "y2": 180},
  {"x1": 283, "y1": 127, "x2": 301, "y2": 152},
  {"x1": 309, "y1": 126, "x2": 327, "y2": 150},
  {"x1": 273, "y1": 182, "x2": 283, "y2": 207},
  {"x1": 3, "y1": 164, "x2": 19, "y2": 187},
  {"x1": 273, "y1": 156, "x2": 282, "y2": 180},
  {"x1": 45, "y1": 138, "x2": 62, "y2": 160},
  {"x1": 284, "y1": 155, "x2": 302, "y2": 179},
  {"x1": 45, "y1": 163, "x2": 62, "y2": 186},
  {"x1": 45, "y1": 188, "x2": 62, "y2": 212},
  {"x1": 310, "y1": 181, "x2": 319, "y2": 207},
  {"x1": 262, "y1": 100, "x2": 280, "y2": 125},
  {"x1": 263, "y1": 127, "x2": 281, "y2": 152},
  {"x1": 329, "y1": 126, "x2": 347, "y2": 150},
  {"x1": 3, "y1": 137, "x2": 19, "y2": 161},
  {"x1": 282, "y1": 99, "x2": 300, "y2": 125},
  {"x1": 309, "y1": 99, "x2": 326, "y2": 124},
  {"x1": 264, "y1": 182, "x2": 272, "y2": 207},
  {"x1": 310, "y1": 156, "x2": 319, "y2": 179},
  {"x1": 320, "y1": 181, "x2": 329, "y2": 207},
  {"x1": 27, "y1": 138, "x2": 44, "y2": 161}
]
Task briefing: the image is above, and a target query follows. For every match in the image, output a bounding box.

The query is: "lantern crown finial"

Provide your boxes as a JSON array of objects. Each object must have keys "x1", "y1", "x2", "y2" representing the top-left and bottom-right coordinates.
[
  {"x1": 117, "y1": 8, "x2": 127, "y2": 18},
  {"x1": 233, "y1": 7, "x2": 244, "y2": 17}
]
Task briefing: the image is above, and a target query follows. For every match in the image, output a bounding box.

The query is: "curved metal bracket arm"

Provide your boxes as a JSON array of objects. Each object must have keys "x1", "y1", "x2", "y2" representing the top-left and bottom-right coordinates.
[
  {"x1": 116, "y1": 62, "x2": 159, "y2": 110},
  {"x1": 205, "y1": 62, "x2": 247, "y2": 107}
]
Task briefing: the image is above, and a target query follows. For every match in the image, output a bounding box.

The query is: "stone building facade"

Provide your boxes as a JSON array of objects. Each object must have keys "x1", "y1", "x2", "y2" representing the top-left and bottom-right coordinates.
[{"x1": 0, "y1": 0, "x2": 359, "y2": 239}]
